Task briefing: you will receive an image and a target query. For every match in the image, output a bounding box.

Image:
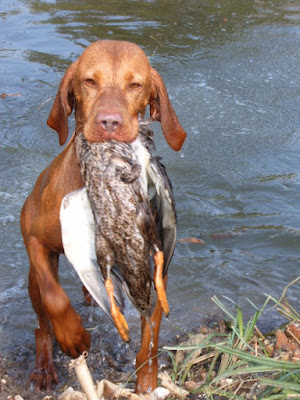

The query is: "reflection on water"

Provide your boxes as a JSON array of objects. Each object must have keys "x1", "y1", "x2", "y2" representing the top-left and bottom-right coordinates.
[{"x1": 0, "y1": 0, "x2": 300, "y2": 354}]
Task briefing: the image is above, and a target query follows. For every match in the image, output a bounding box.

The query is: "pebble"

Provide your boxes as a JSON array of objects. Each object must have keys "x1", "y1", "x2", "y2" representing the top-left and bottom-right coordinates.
[
  {"x1": 287, "y1": 322, "x2": 300, "y2": 341},
  {"x1": 266, "y1": 344, "x2": 274, "y2": 357},
  {"x1": 276, "y1": 327, "x2": 299, "y2": 352},
  {"x1": 294, "y1": 349, "x2": 300, "y2": 359},
  {"x1": 185, "y1": 380, "x2": 201, "y2": 391},
  {"x1": 276, "y1": 329, "x2": 290, "y2": 350},
  {"x1": 152, "y1": 387, "x2": 170, "y2": 400}
]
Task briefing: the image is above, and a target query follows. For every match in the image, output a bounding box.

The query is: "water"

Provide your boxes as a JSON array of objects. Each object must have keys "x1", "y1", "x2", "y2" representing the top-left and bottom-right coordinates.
[{"x1": 1, "y1": 0, "x2": 300, "y2": 357}]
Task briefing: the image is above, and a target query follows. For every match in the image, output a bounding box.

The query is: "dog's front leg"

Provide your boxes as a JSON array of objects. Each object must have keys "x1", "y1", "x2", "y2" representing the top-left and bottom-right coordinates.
[{"x1": 27, "y1": 236, "x2": 91, "y2": 391}]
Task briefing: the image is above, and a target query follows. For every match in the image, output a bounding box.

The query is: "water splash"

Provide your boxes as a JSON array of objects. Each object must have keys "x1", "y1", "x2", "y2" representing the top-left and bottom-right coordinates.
[
  {"x1": 88, "y1": 298, "x2": 96, "y2": 322},
  {"x1": 148, "y1": 318, "x2": 154, "y2": 353},
  {"x1": 146, "y1": 318, "x2": 155, "y2": 371},
  {"x1": 124, "y1": 341, "x2": 135, "y2": 365}
]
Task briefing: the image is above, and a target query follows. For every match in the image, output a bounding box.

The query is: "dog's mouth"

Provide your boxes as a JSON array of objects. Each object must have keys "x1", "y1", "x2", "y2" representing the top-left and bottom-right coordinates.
[
  {"x1": 82, "y1": 112, "x2": 153, "y2": 144},
  {"x1": 82, "y1": 111, "x2": 138, "y2": 144}
]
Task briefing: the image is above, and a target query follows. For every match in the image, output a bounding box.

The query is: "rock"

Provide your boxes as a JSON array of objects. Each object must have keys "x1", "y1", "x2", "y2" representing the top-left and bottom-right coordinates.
[
  {"x1": 218, "y1": 320, "x2": 227, "y2": 334},
  {"x1": 286, "y1": 322, "x2": 300, "y2": 341},
  {"x1": 185, "y1": 381, "x2": 201, "y2": 391},
  {"x1": 58, "y1": 387, "x2": 87, "y2": 400},
  {"x1": 14, "y1": 396, "x2": 24, "y2": 400},
  {"x1": 276, "y1": 329, "x2": 298, "y2": 352},
  {"x1": 266, "y1": 344, "x2": 274, "y2": 357},
  {"x1": 276, "y1": 329, "x2": 289, "y2": 349},
  {"x1": 200, "y1": 371, "x2": 207, "y2": 380},
  {"x1": 200, "y1": 326, "x2": 208, "y2": 334},
  {"x1": 281, "y1": 352, "x2": 291, "y2": 361},
  {"x1": 152, "y1": 387, "x2": 171, "y2": 400},
  {"x1": 275, "y1": 329, "x2": 297, "y2": 351},
  {"x1": 96, "y1": 379, "x2": 139, "y2": 399},
  {"x1": 292, "y1": 348, "x2": 300, "y2": 360}
]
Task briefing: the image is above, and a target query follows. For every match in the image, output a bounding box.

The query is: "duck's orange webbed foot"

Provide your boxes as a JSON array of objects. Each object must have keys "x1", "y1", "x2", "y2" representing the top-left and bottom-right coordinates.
[
  {"x1": 154, "y1": 251, "x2": 169, "y2": 316},
  {"x1": 105, "y1": 278, "x2": 130, "y2": 342}
]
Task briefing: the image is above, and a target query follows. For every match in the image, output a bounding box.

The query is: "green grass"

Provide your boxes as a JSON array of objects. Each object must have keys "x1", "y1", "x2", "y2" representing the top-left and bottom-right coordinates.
[{"x1": 162, "y1": 277, "x2": 300, "y2": 399}]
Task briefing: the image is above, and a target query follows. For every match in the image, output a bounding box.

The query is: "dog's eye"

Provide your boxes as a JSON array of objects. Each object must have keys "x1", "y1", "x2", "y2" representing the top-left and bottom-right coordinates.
[
  {"x1": 84, "y1": 78, "x2": 96, "y2": 87},
  {"x1": 129, "y1": 82, "x2": 141, "y2": 90}
]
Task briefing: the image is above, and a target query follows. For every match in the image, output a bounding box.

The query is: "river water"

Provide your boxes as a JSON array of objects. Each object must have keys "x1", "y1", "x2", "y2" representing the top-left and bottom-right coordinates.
[{"x1": 0, "y1": 0, "x2": 299, "y2": 358}]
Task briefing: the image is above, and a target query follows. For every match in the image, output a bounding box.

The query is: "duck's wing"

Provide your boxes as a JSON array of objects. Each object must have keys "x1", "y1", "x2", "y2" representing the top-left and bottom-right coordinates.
[
  {"x1": 60, "y1": 188, "x2": 124, "y2": 321},
  {"x1": 147, "y1": 157, "x2": 177, "y2": 275},
  {"x1": 134, "y1": 124, "x2": 177, "y2": 275}
]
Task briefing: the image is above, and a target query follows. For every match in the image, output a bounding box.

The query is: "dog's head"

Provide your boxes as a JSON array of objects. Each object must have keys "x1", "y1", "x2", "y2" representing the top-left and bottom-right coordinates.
[{"x1": 47, "y1": 40, "x2": 186, "y2": 151}]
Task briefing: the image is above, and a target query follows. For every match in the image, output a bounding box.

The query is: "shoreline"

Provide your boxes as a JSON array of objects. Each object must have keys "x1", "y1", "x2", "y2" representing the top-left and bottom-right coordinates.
[{"x1": 1, "y1": 317, "x2": 299, "y2": 400}]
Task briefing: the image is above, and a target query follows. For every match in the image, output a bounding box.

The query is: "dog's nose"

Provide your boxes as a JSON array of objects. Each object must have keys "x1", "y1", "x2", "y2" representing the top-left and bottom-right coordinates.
[{"x1": 96, "y1": 112, "x2": 123, "y2": 133}]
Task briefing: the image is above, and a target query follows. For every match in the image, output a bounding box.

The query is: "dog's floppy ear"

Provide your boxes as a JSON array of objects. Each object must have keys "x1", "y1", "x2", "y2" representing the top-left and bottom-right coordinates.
[
  {"x1": 149, "y1": 68, "x2": 186, "y2": 151},
  {"x1": 47, "y1": 61, "x2": 78, "y2": 145}
]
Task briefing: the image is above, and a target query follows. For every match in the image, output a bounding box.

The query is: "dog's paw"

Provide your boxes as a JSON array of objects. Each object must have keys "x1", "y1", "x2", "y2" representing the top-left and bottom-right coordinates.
[
  {"x1": 51, "y1": 305, "x2": 91, "y2": 357},
  {"x1": 29, "y1": 364, "x2": 59, "y2": 392},
  {"x1": 43, "y1": 285, "x2": 91, "y2": 358}
]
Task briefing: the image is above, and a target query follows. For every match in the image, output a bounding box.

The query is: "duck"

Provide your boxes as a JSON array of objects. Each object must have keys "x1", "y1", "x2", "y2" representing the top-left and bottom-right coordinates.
[{"x1": 60, "y1": 123, "x2": 176, "y2": 342}]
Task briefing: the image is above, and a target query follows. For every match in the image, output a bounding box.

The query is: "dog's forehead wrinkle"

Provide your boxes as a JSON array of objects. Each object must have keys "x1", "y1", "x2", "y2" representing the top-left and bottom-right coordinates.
[
  {"x1": 82, "y1": 41, "x2": 147, "y2": 61},
  {"x1": 78, "y1": 41, "x2": 150, "y2": 82}
]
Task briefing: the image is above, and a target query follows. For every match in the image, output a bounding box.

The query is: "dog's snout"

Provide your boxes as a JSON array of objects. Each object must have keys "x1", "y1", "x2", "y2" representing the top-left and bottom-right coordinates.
[{"x1": 96, "y1": 112, "x2": 124, "y2": 133}]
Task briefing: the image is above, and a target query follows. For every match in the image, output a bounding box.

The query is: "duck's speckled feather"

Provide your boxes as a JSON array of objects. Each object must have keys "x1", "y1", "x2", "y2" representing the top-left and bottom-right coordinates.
[{"x1": 74, "y1": 125, "x2": 176, "y2": 318}]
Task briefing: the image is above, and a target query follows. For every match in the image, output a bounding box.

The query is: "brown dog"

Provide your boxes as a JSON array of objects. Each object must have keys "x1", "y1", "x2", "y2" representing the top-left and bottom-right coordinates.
[{"x1": 20, "y1": 40, "x2": 186, "y2": 393}]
